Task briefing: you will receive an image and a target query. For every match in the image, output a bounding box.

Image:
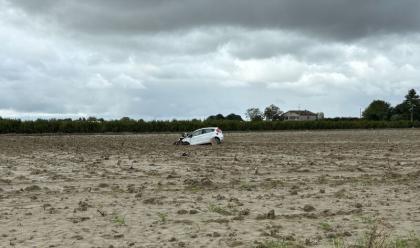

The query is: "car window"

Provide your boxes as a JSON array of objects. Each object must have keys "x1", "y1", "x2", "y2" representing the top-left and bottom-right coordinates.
[
  {"x1": 200, "y1": 129, "x2": 211, "y2": 134},
  {"x1": 192, "y1": 130, "x2": 202, "y2": 136},
  {"x1": 205, "y1": 129, "x2": 214, "y2": 133}
]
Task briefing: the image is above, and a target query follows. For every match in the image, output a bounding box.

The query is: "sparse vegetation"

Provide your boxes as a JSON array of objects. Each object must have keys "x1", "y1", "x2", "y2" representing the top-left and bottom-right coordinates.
[
  {"x1": 256, "y1": 240, "x2": 304, "y2": 248},
  {"x1": 320, "y1": 222, "x2": 333, "y2": 232},
  {"x1": 1, "y1": 130, "x2": 419, "y2": 247},
  {"x1": 208, "y1": 203, "x2": 231, "y2": 216},
  {"x1": 328, "y1": 222, "x2": 420, "y2": 248},
  {"x1": 157, "y1": 212, "x2": 168, "y2": 223},
  {"x1": 330, "y1": 238, "x2": 346, "y2": 248},
  {"x1": 113, "y1": 215, "x2": 126, "y2": 225}
]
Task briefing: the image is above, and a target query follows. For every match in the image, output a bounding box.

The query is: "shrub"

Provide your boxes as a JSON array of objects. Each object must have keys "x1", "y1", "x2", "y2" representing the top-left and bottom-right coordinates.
[{"x1": 0, "y1": 118, "x2": 418, "y2": 134}]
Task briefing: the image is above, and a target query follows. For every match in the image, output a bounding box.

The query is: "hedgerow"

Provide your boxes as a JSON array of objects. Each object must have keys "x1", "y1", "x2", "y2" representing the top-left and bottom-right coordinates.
[{"x1": 0, "y1": 118, "x2": 418, "y2": 134}]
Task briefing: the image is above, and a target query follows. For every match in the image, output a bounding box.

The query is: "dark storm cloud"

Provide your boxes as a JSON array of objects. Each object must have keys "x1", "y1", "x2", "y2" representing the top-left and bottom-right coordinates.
[
  {"x1": 9, "y1": 0, "x2": 420, "y2": 40},
  {"x1": 1, "y1": 0, "x2": 420, "y2": 119}
]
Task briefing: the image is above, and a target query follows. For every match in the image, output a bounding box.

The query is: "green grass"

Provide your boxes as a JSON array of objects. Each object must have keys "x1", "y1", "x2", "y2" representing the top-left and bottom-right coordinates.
[
  {"x1": 331, "y1": 223, "x2": 420, "y2": 248},
  {"x1": 388, "y1": 235, "x2": 420, "y2": 248},
  {"x1": 257, "y1": 239, "x2": 306, "y2": 248},
  {"x1": 157, "y1": 212, "x2": 168, "y2": 223},
  {"x1": 113, "y1": 215, "x2": 126, "y2": 225},
  {"x1": 208, "y1": 203, "x2": 231, "y2": 216},
  {"x1": 257, "y1": 230, "x2": 420, "y2": 248},
  {"x1": 320, "y1": 222, "x2": 333, "y2": 232},
  {"x1": 330, "y1": 238, "x2": 345, "y2": 248}
]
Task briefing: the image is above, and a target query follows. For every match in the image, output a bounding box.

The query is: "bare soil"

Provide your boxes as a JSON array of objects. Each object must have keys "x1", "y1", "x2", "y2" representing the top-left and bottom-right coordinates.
[{"x1": 0, "y1": 130, "x2": 419, "y2": 247}]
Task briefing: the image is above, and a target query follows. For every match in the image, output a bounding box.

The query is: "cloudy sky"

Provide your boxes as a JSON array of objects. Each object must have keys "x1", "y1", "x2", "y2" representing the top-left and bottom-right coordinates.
[{"x1": 1, "y1": 0, "x2": 420, "y2": 120}]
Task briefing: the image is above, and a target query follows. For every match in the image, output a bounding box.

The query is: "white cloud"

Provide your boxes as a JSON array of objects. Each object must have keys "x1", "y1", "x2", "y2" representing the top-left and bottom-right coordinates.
[
  {"x1": 87, "y1": 74, "x2": 112, "y2": 89},
  {"x1": 113, "y1": 74, "x2": 145, "y2": 89},
  {"x1": 232, "y1": 56, "x2": 305, "y2": 83}
]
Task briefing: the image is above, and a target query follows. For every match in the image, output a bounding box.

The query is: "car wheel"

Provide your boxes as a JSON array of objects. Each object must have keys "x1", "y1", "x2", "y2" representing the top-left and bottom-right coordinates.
[{"x1": 214, "y1": 137, "x2": 221, "y2": 145}]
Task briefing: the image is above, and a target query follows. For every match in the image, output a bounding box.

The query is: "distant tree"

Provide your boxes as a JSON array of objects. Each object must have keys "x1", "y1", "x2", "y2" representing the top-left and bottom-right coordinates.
[
  {"x1": 392, "y1": 89, "x2": 420, "y2": 121},
  {"x1": 225, "y1": 113, "x2": 243, "y2": 121},
  {"x1": 207, "y1": 114, "x2": 225, "y2": 121},
  {"x1": 87, "y1": 116, "x2": 97, "y2": 121},
  {"x1": 406, "y1": 89, "x2": 420, "y2": 101},
  {"x1": 245, "y1": 108, "x2": 263, "y2": 121},
  {"x1": 362, "y1": 100, "x2": 392, "y2": 120},
  {"x1": 263, "y1": 104, "x2": 283, "y2": 121},
  {"x1": 120, "y1": 117, "x2": 132, "y2": 121},
  {"x1": 392, "y1": 103, "x2": 408, "y2": 120}
]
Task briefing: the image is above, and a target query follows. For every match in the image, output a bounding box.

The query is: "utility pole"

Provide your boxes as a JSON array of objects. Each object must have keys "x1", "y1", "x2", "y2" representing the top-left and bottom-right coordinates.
[
  {"x1": 411, "y1": 106, "x2": 414, "y2": 123},
  {"x1": 410, "y1": 105, "x2": 415, "y2": 127},
  {"x1": 409, "y1": 102, "x2": 416, "y2": 128}
]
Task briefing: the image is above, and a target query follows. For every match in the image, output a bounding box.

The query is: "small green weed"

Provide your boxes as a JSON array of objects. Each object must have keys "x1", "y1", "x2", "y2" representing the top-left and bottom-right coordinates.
[
  {"x1": 320, "y1": 222, "x2": 333, "y2": 232},
  {"x1": 257, "y1": 239, "x2": 304, "y2": 248},
  {"x1": 208, "y1": 203, "x2": 231, "y2": 215},
  {"x1": 157, "y1": 212, "x2": 168, "y2": 223},
  {"x1": 113, "y1": 215, "x2": 126, "y2": 225},
  {"x1": 330, "y1": 238, "x2": 345, "y2": 248}
]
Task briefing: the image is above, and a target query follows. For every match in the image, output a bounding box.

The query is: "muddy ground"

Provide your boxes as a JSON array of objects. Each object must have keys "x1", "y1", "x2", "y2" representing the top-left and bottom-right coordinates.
[{"x1": 0, "y1": 130, "x2": 419, "y2": 248}]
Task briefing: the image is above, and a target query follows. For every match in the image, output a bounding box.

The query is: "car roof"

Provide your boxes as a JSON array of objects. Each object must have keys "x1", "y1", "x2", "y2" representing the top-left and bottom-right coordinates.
[{"x1": 195, "y1": 127, "x2": 218, "y2": 130}]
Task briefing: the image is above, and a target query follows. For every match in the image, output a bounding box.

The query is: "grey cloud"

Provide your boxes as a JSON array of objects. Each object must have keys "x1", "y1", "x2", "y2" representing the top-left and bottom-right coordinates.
[
  {"x1": 1, "y1": 0, "x2": 420, "y2": 119},
  {"x1": 8, "y1": 0, "x2": 420, "y2": 40}
]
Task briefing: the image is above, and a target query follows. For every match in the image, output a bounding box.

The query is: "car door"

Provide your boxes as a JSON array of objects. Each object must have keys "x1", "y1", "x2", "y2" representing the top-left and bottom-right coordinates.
[
  {"x1": 202, "y1": 128, "x2": 214, "y2": 143},
  {"x1": 190, "y1": 129, "x2": 204, "y2": 145},
  {"x1": 196, "y1": 129, "x2": 210, "y2": 145}
]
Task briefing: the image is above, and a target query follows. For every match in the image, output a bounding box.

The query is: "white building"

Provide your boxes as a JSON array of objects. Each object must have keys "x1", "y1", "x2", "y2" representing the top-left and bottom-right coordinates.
[{"x1": 282, "y1": 110, "x2": 320, "y2": 121}]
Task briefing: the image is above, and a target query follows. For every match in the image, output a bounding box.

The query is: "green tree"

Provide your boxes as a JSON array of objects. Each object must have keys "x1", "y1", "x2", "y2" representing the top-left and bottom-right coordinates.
[
  {"x1": 225, "y1": 113, "x2": 243, "y2": 121},
  {"x1": 392, "y1": 89, "x2": 420, "y2": 121},
  {"x1": 87, "y1": 116, "x2": 98, "y2": 121},
  {"x1": 362, "y1": 100, "x2": 392, "y2": 120},
  {"x1": 120, "y1": 117, "x2": 132, "y2": 121},
  {"x1": 207, "y1": 114, "x2": 225, "y2": 121},
  {"x1": 245, "y1": 108, "x2": 263, "y2": 121},
  {"x1": 263, "y1": 104, "x2": 283, "y2": 121}
]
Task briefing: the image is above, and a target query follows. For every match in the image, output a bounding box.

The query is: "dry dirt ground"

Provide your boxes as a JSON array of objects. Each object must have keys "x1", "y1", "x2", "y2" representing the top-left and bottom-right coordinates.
[{"x1": 0, "y1": 130, "x2": 420, "y2": 248}]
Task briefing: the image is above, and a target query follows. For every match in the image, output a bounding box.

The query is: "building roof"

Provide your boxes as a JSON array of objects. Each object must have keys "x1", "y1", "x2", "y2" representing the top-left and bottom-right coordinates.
[{"x1": 283, "y1": 110, "x2": 317, "y2": 116}]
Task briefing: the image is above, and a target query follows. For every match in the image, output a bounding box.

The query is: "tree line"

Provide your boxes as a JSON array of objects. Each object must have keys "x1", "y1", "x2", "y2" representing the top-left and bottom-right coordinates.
[
  {"x1": 363, "y1": 89, "x2": 420, "y2": 121},
  {"x1": 209, "y1": 104, "x2": 317, "y2": 121},
  {"x1": 0, "y1": 117, "x2": 418, "y2": 134},
  {"x1": 0, "y1": 89, "x2": 418, "y2": 134}
]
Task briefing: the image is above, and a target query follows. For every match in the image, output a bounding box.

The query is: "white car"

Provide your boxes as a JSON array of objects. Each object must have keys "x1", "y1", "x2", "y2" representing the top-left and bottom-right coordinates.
[{"x1": 175, "y1": 127, "x2": 224, "y2": 145}]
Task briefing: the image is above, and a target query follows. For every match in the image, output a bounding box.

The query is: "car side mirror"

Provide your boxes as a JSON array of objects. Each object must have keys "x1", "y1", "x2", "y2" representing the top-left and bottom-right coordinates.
[{"x1": 188, "y1": 134, "x2": 193, "y2": 138}]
